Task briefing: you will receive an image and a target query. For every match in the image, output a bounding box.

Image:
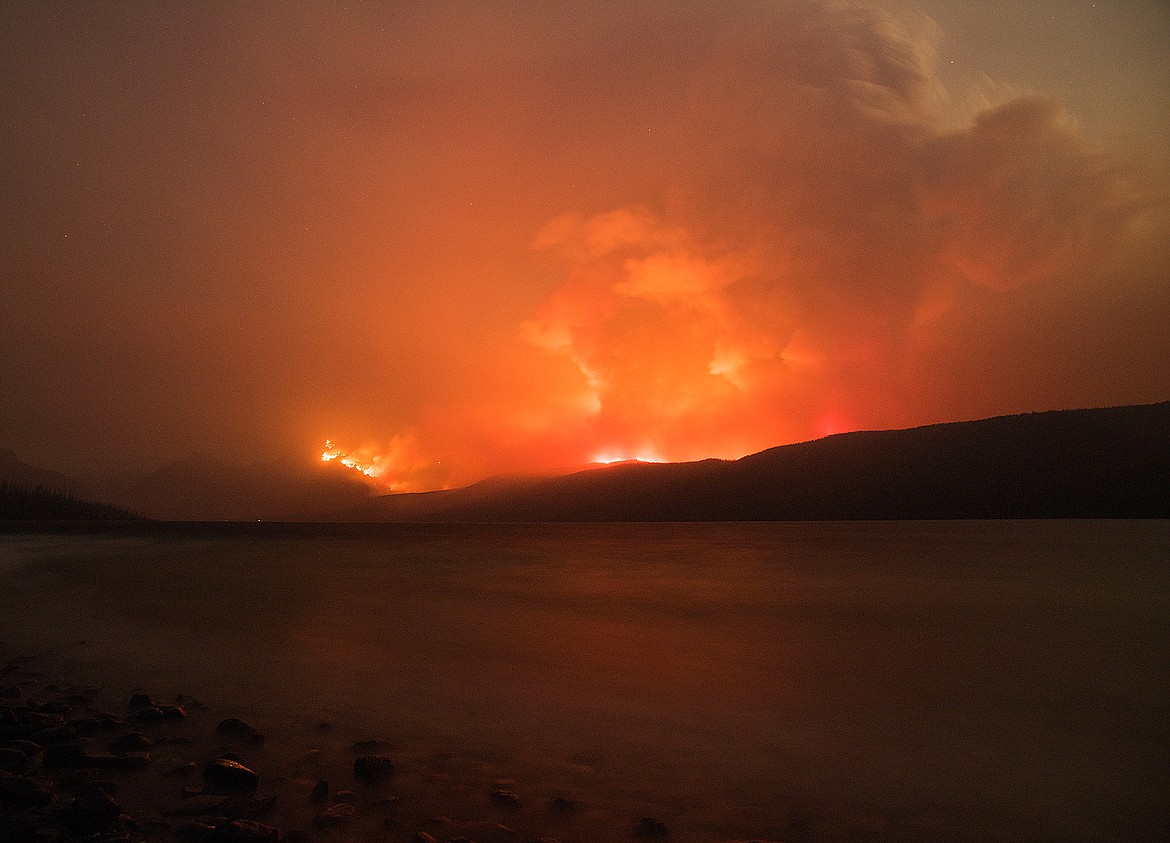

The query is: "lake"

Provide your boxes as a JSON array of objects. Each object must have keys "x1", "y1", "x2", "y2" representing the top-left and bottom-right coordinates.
[{"x1": 1, "y1": 520, "x2": 1166, "y2": 841}]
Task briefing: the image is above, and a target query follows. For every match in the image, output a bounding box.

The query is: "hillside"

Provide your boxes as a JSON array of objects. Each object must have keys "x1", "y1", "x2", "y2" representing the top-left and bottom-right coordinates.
[
  {"x1": 347, "y1": 402, "x2": 1170, "y2": 521},
  {"x1": 91, "y1": 455, "x2": 375, "y2": 522},
  {"x1": 0, "y1": 483, "x2": 142, "y2": 521},
  {"x1": 0, "y1": 449, "x2": 79, "y2": 493},
  {"x1": 0, "y1": 448, "x2": 374, "y2": 522}
]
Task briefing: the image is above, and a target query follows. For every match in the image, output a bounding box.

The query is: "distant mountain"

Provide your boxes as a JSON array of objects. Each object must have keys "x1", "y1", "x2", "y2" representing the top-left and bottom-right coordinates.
[
  {"x1": 0, "y1": 450, "x2": 143, "y2": 520},
  {"x1": 0, "y1": 447, "x2": 380, "y2": 522},
  {"x1": 346, "y1": 402, "x2": 1170, "y2": 522},
  {"x1": 0, "y1": 448, "x2": 80, "y2": 493},
  {"x1": 0, "y1": 483, "x2": 142, "y2": 521},
  {"x1": 92, "y1": 455, "x2": 375, "y2": 521}
]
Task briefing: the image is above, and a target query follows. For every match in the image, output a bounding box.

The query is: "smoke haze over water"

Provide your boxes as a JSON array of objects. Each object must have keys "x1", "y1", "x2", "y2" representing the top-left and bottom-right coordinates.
[{"x1": 0, "y1": 521, "x2": 1166, "y2": 838}]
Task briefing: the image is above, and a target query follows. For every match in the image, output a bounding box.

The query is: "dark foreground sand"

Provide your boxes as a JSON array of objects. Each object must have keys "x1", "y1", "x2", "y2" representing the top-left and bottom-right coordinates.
[{"x1": 0, "y1": 652, "x2": 788, "y2": 843}]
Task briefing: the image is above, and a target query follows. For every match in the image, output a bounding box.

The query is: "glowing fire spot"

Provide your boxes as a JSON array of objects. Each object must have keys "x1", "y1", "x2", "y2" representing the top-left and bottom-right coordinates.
[
  {"x1": 816, "y1": 411, "x2": 849, "y2": 438},
  {"x1": 592, "y1": 451, "x2": 664, "y2": 465},
  {"x1": 319, "y1": 437, "x2": 448, "y2": 492},
  {"x1": 320, "y1": 440, "x2": 380, "y2": 479}
]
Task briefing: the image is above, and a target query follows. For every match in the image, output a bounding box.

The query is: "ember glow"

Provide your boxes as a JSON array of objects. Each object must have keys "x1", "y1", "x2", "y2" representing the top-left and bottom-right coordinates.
[
  {"x1": 2, "y1": 1, "x2": 1167, "y2": 501},
  {"x1": 320, "y1": 441, "x2": 379, "y2": 479},
  {"x1": 319, "y1": 438, "x2": 446, "y2": 493},
  {"x1": 592, "y1": 452, "x2": 666, "y2": 467}
]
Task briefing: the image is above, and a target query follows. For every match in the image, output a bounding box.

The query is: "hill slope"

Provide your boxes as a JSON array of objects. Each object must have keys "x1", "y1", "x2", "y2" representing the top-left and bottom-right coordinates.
[
  {"x1": 0, "y1": 483, "x2": 142, "y2": 521},
  {"x1": 0, "y1": 449, "x2": 79, "y2": 493},
  {"x1": 348, "y1": 402, "x2": 1170, "y2": 521},
  {"x1": 91, "y1": 455, "x2": 375, "y2": 521}
]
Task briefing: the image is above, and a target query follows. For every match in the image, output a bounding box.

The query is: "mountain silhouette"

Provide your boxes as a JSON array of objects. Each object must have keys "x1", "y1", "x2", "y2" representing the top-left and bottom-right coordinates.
[
  {"x1": 92, "y1": 455, "x2": 374, "y2": 521},
  {"x1": 0, "y1": 448, "x2": 80, "y2": 493},
  {"x1": 346, "y1": 402, "x2": 1170, "y2": 522}
]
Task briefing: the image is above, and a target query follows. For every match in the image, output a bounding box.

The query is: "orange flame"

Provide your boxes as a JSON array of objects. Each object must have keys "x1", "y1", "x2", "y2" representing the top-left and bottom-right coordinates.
[
  {"x1": 591, "y1": 451, "x2": 664, "y2": 465},
  {"x1": 320, "y1": 440, "x2": 380, "y2": 479},
  {"x1": 319, "y1": 437, "x2": 448, "y2": 493}
]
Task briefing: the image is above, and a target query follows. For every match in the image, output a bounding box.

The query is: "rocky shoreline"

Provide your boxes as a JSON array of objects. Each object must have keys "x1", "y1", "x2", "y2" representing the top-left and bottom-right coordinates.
[{"x1": 0, "y1": 655, "x2": 783, "y2": 843}]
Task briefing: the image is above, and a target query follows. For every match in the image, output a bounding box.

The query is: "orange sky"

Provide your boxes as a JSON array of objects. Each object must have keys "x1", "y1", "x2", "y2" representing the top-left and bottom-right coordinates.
[{"x1": 2, "y1": 1, "x2": 1168, "y2": 490}]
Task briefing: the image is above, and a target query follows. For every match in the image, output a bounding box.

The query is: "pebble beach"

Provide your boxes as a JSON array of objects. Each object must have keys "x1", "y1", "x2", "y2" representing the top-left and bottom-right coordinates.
[{"x1": 1, "y1": 652, "x2": 779, "y2": 843}]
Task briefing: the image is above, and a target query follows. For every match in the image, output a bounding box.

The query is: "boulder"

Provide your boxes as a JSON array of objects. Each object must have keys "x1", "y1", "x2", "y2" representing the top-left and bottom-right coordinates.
[
  {"x1": 209, "y1": 819, "x2": 280, "y2": 842},
  {"x1": 29, "y1": 723, "x2": 77, "y2": 744},
  {"x1": 27, "y1": 698, "x2": 71, "y2": 716},
  {"x1": 135, "y1": 706, "x2": 167, "y2": 723},
  {"x1": 67, "y1": 781, "x2": 122, "y2": 834},
  {"x1": 490, "y1": 787, "x2": 520, "y2": 805},
  {"x1": 312, "y1": 803, "x2": 356, "y2": 829},
  {"x1": 203, "y1": 758, "x2": 259, "y2": 793},
  {"x1": 167, "y1": 761, "x2": 198, "y2": 777},
  {"x1": 353, "y1": 753, "x2": 395, "y2": 780},
  {"x1": 127, "y1": 694, "x2": 158, "y2": 712},
  {"x1": 634, "y1": 817, "x2": 669, "y2": 838},
  {"x1": 175, "y1": 820, "x2": 217, "y2": 841},
  {"x1": 109, "y1": 731, "x2": 154, "y2": 753},
  {"x1": 215, "y1": 718, "x2": 265, "y2": 745}
]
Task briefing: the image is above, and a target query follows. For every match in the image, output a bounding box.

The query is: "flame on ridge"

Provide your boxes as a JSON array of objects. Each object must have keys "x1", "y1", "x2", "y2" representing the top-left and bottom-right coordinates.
[
  {"x1": 592, "y1": 451, "x2": 664, "y2": 465},
  {"x1": 320, "y1": 440, "x2": 380, "y2": 479},
  {"x1": 319, "y1": 437, "x2": 448, "y2": 493}
]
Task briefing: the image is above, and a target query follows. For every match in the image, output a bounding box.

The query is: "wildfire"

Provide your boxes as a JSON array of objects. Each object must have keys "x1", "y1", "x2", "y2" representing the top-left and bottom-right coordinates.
[
  {"x1": 320, "y1": 440, "x2": 380, "y2": 479},
  {"x1": 592, "y1": 451, "x2": 664, "y2": 465},
  {"x1": 319, "y1": 437, "x2": 448, "y2": 493}
]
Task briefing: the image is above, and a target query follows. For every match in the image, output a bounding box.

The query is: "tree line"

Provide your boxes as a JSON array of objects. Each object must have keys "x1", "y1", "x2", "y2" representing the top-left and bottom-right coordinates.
[{"x1": 0, "y1": 482, "x2": 142, "y2": 521}]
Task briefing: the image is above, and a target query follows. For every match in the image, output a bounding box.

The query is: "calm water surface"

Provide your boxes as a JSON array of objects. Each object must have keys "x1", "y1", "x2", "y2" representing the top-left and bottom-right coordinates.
[{"x1": 0, "y1": 520, "x2": 1166, "y2": 841}]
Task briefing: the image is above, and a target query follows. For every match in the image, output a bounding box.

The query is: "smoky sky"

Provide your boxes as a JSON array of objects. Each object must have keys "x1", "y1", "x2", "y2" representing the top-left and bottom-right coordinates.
[{"x1": 2, "y1": 0, "x2": 1168, "y2": 488}]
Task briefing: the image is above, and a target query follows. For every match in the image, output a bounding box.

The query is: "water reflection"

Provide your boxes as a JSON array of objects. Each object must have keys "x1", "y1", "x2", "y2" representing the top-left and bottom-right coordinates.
[{"x1": 0, "y1": 521, "x2": 1166, "y2": 840}]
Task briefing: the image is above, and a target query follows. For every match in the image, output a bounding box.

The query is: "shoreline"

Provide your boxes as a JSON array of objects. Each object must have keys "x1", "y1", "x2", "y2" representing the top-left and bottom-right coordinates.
[{"x1": 0, "y1": 652, "x2": 783, "y2": 843}]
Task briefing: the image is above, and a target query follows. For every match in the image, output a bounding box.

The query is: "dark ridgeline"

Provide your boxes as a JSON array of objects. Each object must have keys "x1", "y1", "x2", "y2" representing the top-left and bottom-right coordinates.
[
  {"x1": 90, "y1": 454, "x2": 375, "y2": 522},
  {"x1": 0, "y1": 482, "x2": 142, "y2": 521},
  {"x1": 0, "y1": 446, "x2": 376, "y2": 522},
  {"x1": 350, "y1": 401, "x2": 1170, "y2": 522}
]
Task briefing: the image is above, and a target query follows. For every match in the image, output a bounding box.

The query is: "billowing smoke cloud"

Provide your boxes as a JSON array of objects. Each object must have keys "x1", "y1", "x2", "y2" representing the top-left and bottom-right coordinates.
[
  {"x1": 521, "y1": 208, "x2": 773, "y2": 461},
  {"x1": 506, "y1": 0, "x2": 1162, "y2": 469},
  {"x1": 917, "y1": 95, "x2": 1150, "y2": 290},
  {"x1": 4, "y1": 0, "x2": 1165, "y2": 495}
]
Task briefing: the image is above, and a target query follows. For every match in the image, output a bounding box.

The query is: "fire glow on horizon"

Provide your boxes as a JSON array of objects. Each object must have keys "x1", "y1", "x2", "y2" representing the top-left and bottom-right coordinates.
[
  {"x1": 592, "y1": 452, "x2": 666, "y2": 466},
  {"x1": 1, "y1": 1, "x2": 1166, "y2": 492},
  {"x1": 320, "y1": 440, "x2": 383, "y2": 482},
  {"x1": 321, "y1": 436, "x2": 672, "y2": 489},
  {"x1": 309, "y1": 0, "x2": 1164, "y2": 494},
  {"x1": 320, "y1": 438, "x2": 450, "y2": 493}
]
